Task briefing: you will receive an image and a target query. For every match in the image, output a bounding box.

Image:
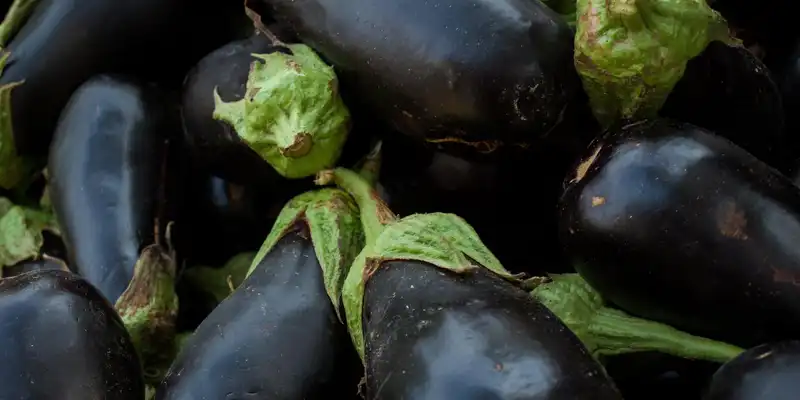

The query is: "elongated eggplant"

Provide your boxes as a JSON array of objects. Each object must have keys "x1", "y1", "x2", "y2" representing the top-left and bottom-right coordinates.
[
  {"x1": 560, "y1": 118, "x2": 800, "y2": 348},
  {"x1": 315, "y1": 168, "x2": 622, "y2": 399},
  {"x1": 661, "y1": 42, "x2": 786, "y2": 169},
  {"x1": 0, "y1": 0, "x2": 243, "y2": 189},
  {"x1": 704, "y1": 341, "x2": 800, "y2": 400},
  {"x1": 263, "y1": 0, "x2": 580, "y2": 160},
  {"x1": 157, "y1": 188, "x2": 363, "y2": 399},
  {"x1": 0, "y1": 269, "x2": 144, "y2": 399},
  {"x1": 48, "y1": 75, "x2": 168, "y2": 303}
]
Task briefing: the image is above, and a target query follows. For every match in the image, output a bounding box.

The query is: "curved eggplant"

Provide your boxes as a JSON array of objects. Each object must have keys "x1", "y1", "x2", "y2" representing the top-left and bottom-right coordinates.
[
  {"x1": 157, "y1": 189, "x2": 363, "y2": 399},
  {"x1": 660, "y1": 42, "x2": 786, "y2": 169},
  {"x1": 0, "y1": 269, "x2": 144, "y2": 399},
  {"x1": 559, "y1": 118, "x2": 800, "y2": 347},
  {"x1": 48, "y1": 75, "x2": 168, "y2": 303},
  {"x1": 262, "y1": 0, "x2": 581, "y2": 160},
  {"x1": 704, "y1": 341, "x2": 800, "y2": 400},
  {"x1": 316, "y1": 168, "x2": 622, "y2": 399}
]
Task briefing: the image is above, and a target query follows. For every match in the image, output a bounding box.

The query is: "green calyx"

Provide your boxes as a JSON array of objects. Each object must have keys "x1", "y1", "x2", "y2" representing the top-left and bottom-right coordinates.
[
  {"x1": 115, "y1": 244, "x2": 179, "y2": 384},
  {"x1": 0, "y1": 0, "x2": 41, "y2": 190},
  {"x1": 575, "y1": 0, "x2": 736, "y2": 127},
  {"x1": 531, "y1": 273, "x2": 744, "y2": 363},
  {"x1": 315, "y1": 168, "x2": 518, "y2": 361},
  {"x1": 213, "y1": 43, "x2": 351, "y2": 179},
  {"x1": 183, "y1": 252, "x2": 256, "y2": 303},
  {"x1": 246, "y1": 187, "x2": 363, "y2": 320},
  {"x1": 0, "y1": 197, "x2": 59, "y2": 271}
]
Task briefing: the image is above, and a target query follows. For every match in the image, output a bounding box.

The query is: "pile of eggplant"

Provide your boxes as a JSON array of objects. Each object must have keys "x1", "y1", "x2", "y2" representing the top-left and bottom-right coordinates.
[{"x1": 3, "y1": 0, "x2": 800, "y2": 398}]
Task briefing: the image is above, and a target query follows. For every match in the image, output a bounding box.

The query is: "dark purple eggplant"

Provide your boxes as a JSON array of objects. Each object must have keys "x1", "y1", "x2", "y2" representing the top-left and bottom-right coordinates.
[
  {"x1": 378, "y1": 131, "x2": 580, "y2": 275},
  {"x1": 560, "y1": 118, "x2": 800, "y2": 348},
  {"x1": 704, "y1": 341, "x2": 800, "y2": 400},
  {"x1": 157, "y1": 188, "x2": 363, "y2": 399},
  {"x1": 262, "y1": 0, "x2": 582, "y2": 160},
  {"x1": 660, "y1": 42, "x2": 787, "y2": 170},
  {"x1": 180, "y1": 32, "x2": 281, "y2": 185},
  {"x1": 0, "y1": 0, "x2": 246, "y2": 189},
  {"x1": 315, "y1": 168, "x2": 622, "y2": 399},
  {"x1": 183, "y1": 22, "x2": 352, "y2": 180},
  {"x1": 48, "y1": 75, "x2": 168, "y2": 303},
  {"x1": 0, "y1": 269, "x2": 144, "y2": 399}
]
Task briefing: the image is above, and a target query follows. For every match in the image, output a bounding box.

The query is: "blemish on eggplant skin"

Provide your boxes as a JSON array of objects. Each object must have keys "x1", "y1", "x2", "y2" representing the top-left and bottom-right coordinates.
[
  {"x1": 717, "y1": 201, "x2": 749, "y2": 240},
  {"x1": 591, "y1": 196, "x2": 605, "y2": 207},
  {"x1": 771, "y1": 266, "x2": 800, "y2": 286}
]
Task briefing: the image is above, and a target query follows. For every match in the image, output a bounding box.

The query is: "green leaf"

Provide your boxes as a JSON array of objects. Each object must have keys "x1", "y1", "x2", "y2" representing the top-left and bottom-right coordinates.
[
  {"x1": 0, "y1": 199, "x2": 58, "y2": 268},
  {"x1": 213, "y1": 44, "x2": 351, "y2": 179},
  {"x1": 575, "y1": 0, "x2": 736, "y2": 126},
  {"x1": 183, "y1": 252, "x2": 257, "y2": 303}
]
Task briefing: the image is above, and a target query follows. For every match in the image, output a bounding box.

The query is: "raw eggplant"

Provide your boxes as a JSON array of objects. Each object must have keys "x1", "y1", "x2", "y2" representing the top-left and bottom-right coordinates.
[
  {"x1": 315, "y1": 168, "x2": 622, "y2": 399},
  {"x1": 262, "y1": 0, "x2": 581, "y2": 160},
  {"x1": 0, "y1": 269, "x2": 144, "y2": 399},
  {"x1": 559, "y1": 118, "x2": 800, "y2": 347},
  {"x1": 180, "y1": 32, "x2": 280, "y2": 184},
  {"x1": 378, "y1": 132, "x2": 578, "y2": 274},
  {"x1": 704, "y1": 341, "x2": 800, "y2": 400},
  {"x1": 661, "y1": 42, "x2": 786, "y2": 170},
  {"x1": 48, "y1": 75, "x2": 168, "y2": 303},
  {"x1": 0, "y1": 0, "x2": 241, "y2": 188},
  {"x1": 157, "y1": 189, "x2": 363, "y2": 399}
]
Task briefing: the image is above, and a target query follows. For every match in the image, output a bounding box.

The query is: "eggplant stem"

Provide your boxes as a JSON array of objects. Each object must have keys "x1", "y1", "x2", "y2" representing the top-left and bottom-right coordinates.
[
  {"x1": 0, "y1": 0, "x2": 39, "y2": 49},
  {"x1": 589, "y1": 307, "x2": 744, "y2": 363},
  {"x1": 354, "y1": 140, "x2": 383, "y2": 186},
  {"x1": 244, "y1": 0, "x2": 287, "y2": 48},
  {"x1": 315, "y1": 168, "x2": 395, "y2": 245}
]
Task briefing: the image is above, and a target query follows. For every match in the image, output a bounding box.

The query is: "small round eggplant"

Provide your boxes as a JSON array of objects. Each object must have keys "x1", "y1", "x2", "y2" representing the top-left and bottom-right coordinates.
[
  {"x1": 315, "y1": 168, "x2": 622, "y2": 399},
  {"x1": 48, "y1": 75, "x2": 168, "y2": 303},
  {"x1": 0, "y1": 269, "x2": 144, "y2": 399},
  {"x1": 560, "y1": 118, "x2": 800, "y2": 347},
  {"x1": 157, "y1": 189, "x2": 363, "y2": 399},
  {"x1": 180, "y1": 33, "x2": 281, "y2": 184},
  {"x1": 704, "y1": 341, "x2": 800, "y2": 400},
  {"x1": 262, "y1": 0, "x2": 581, "y2": 160}
]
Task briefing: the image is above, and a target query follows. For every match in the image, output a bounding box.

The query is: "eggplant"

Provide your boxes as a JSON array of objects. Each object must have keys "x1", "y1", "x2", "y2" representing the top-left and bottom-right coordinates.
[
  {"x1": 559, "y1": 118, "x2": 800, "y2": 348},
  {"x1": 183, "y1": 22, "x2": 351, "y2": 181},
  {"x1": 180, "y1": 32, "x2": 280, "y2": 184},
  {"x1": 48, "y1": 75, "x2": 168, "y2": 303},
  {"x1": 660, "y1": 42, "x2": 786, "y2": 169},
  {"x1": 0, "y1": 269, "x2": 144, "y2": 399},
  {"x1": 315, "y1": 168, "x2": 622, "y2": 399},
  {"x1": 704, "y1": 341, "x2": 800, "y2": 400},
  {"x1": 0, "y1": 0, "x2": 244, "y2": 189},
  {"x1": 157, "y1": 188, "x2": 363, "y2": 399},
  {"x1": 378, "y1": 132, "x2": 579, "y2": 275},
  {"x1": 262, "y1": 0, "x2": 581, "y2": 160}
]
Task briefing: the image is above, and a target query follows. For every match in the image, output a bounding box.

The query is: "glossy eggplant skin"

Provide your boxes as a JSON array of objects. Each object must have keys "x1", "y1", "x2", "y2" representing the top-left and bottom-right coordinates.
[
  {"x1": 378, "y1": 133, "x2": 576, "y2": 274},
  {"x1": 0, "y1": 269, "x2": 144, "y2": 399},
  {"x1": 704, "y1": 341, "x2": 800, "y2": 400},
  {"x1": 48, "y1": 75, "x2": 167, "y2": 303},
  {"x1": 180, "y1": 33, "x2": 285, "y2": 184},
  {"x1": 362, "y1": 260, "x2": 622, "y2": 399},
  {"x1": 560, "y1": 118, "x2": 800, "y2": 348},
  {"x1": 0, "y1": 0, "x2": 238, "y2": 156},
  {"x1": 660, "y1": 43, "x2": 786, "y2": 170},
  {"x1": 262, "y1": 0, "x2": 580, "y2": 159},
  {"x1": 157, "y1": 226, "x2": 360, "y2": 400},
  {"x1": 4, "y1": 257, "x2": 69, "y2": 277}
]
